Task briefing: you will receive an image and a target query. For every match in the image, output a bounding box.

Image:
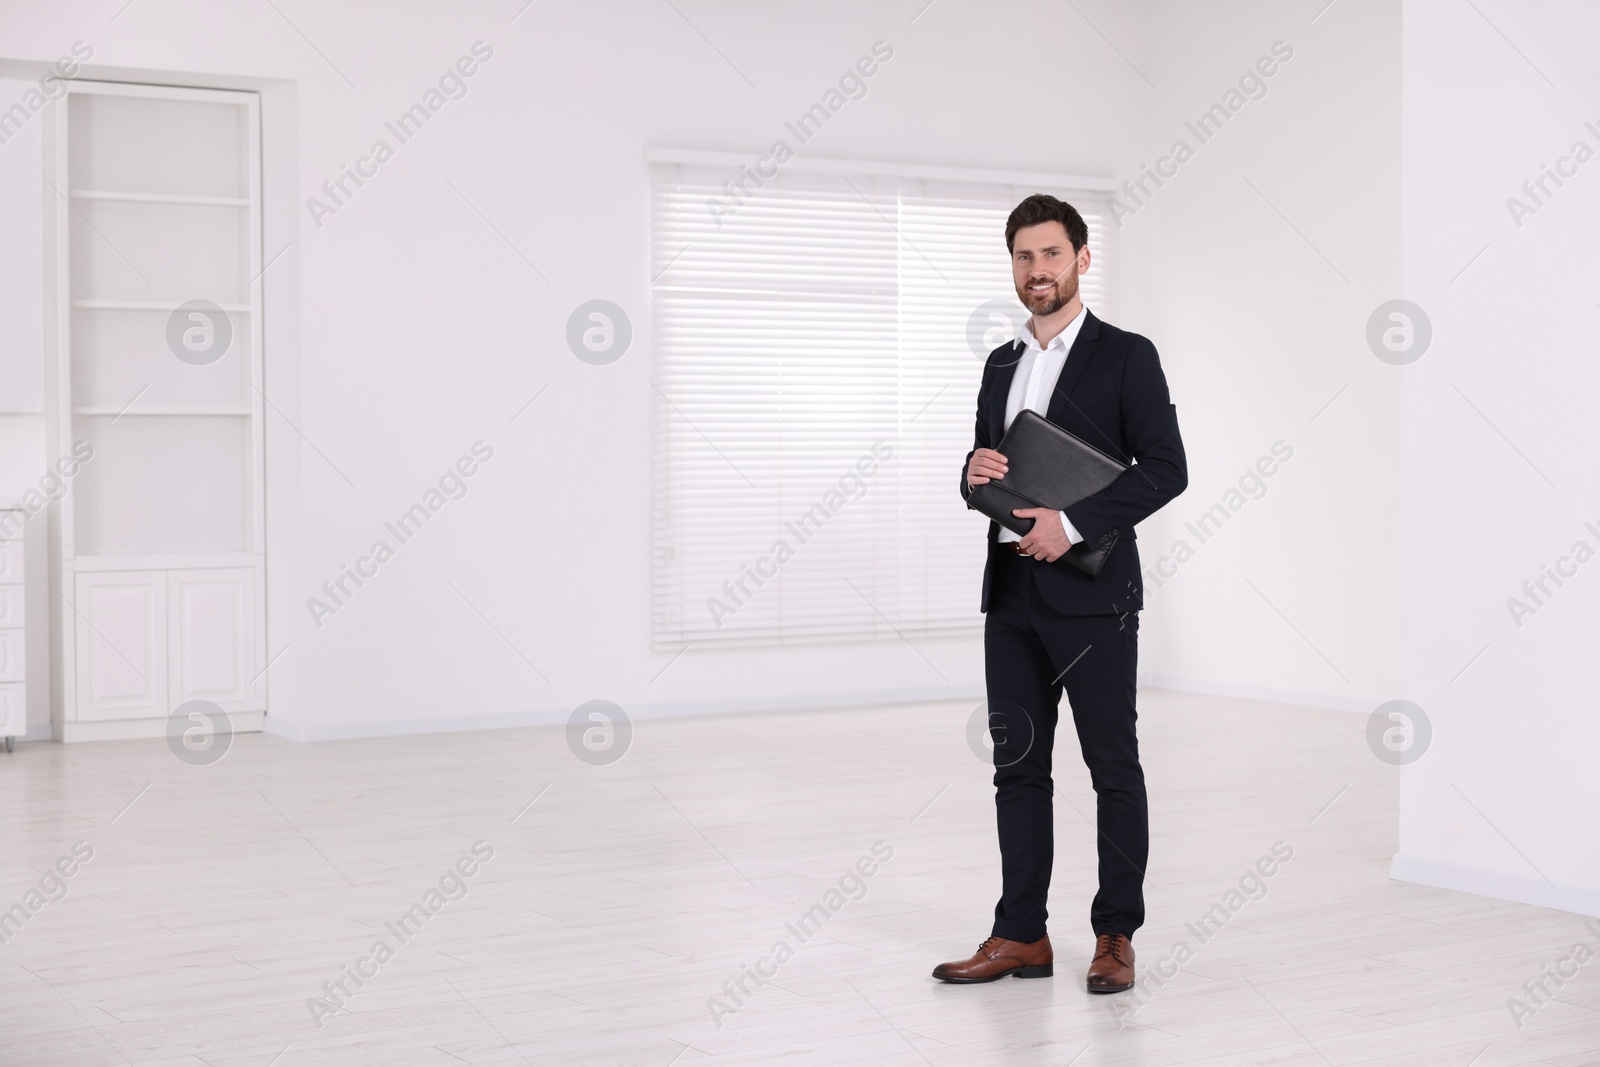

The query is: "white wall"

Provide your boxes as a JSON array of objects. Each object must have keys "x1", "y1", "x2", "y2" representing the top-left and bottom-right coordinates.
[
  {"x1": 1394, "y1": 0, "x2": 1600, "y2": 914},
  {"x1": 1135, "y1": 0, "x2": 1402, "y2": 710},
  {"x1": 1, "y1": 0, "x2": 1161, "y2": 737}
]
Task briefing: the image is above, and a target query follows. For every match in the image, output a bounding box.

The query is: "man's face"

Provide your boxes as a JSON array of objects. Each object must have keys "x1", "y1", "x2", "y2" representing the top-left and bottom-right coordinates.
[{"x1": 1011, "y1": 220, "x2": 1088, "y2": 316}]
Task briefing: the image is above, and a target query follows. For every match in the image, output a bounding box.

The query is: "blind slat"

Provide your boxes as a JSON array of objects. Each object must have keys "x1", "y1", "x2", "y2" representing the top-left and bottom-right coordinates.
[{"x1": 651, "y1": 162, "x2": 1116, "y2": 645}]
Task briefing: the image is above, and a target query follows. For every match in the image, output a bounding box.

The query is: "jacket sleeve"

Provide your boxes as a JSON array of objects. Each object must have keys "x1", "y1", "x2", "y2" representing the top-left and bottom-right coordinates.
[
  {"x1": 1062, "y1": 336, "x2": 1187, "y2": 544},
  {"x1": 960, "y1": 362, "x2": 993, "y2": 504}
]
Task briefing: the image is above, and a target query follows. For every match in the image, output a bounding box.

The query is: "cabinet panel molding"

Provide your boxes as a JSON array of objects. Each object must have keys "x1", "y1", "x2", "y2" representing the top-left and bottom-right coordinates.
[
  {"x1": 168, "y1": 566, "x2": 260, "y2": 711},
  {"x1": 74, "y1": 571, "x2": 167, "y2": 722}
]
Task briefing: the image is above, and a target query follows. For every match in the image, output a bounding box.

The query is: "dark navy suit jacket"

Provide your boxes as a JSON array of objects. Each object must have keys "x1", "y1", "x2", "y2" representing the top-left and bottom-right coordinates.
[{"x1": 960, "y1": 308, "x2": 1187, "y2": 617}]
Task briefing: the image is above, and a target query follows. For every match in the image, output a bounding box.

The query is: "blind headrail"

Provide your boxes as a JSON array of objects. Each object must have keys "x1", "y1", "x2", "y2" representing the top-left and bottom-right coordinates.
[{"x1": 645, "y1": 148, "x2": 1119, "y2": 193}]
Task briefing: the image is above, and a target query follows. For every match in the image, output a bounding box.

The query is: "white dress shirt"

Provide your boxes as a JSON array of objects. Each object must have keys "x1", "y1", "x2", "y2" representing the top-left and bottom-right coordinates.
[{"x1": 996, "y1": 306, "x2": 1088, "y2": 546}]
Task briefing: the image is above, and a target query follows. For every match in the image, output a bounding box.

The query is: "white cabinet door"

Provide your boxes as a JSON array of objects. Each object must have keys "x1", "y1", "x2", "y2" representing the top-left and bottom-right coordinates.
[
  {"x1": 168, "y1": 567, "x2": 260, "y2": 712},
  {"x1": 74, "y1": 571, "x2": 168, "y2": 721}
]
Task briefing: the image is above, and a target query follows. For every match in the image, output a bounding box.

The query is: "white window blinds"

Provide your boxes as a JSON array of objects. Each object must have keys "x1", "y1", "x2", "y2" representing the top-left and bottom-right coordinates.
[{"x1": 650, "y1": 159, "x2": 1117, "y2": 647}]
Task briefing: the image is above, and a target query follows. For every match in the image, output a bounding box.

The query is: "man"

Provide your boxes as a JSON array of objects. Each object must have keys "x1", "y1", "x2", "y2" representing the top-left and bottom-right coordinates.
[{"x1": 933, "y1": 194, "x2": 1187, "y2": 993}]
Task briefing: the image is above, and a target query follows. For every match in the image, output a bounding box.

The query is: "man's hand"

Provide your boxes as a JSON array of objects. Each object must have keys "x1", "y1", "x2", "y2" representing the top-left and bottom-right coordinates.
[
  {"x1": 1013, "y1": 508, "x2": 1072, "y2": 562},
  {"x1": 966, "y1": 447, "x2": 1008, "y2": 487}
]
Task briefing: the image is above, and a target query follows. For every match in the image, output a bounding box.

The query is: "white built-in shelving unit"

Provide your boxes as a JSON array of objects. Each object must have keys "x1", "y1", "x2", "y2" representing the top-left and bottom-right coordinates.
[{"x1": 46, "y1": 81, "x2": 266, "y2": 740}]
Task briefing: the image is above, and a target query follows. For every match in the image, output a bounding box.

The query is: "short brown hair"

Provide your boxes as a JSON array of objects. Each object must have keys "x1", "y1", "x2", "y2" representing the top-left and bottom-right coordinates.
[{"x1": 1005, "y1": 194, "x2": 1088, "y2": 254}]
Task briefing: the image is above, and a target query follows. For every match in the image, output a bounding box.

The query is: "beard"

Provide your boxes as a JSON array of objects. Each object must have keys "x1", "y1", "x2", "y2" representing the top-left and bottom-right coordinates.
[{"x1": 1016, "y1": 268, "x2": 1078, "y2": 316}]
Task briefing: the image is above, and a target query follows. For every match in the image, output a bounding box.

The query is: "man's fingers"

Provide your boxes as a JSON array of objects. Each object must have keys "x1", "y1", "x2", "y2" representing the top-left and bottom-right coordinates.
[
  {"x1": 972, "y1": 449, "x2": 1007, "y2": 474},
  {"x1": 968, "y1": 475, "x2": 990, "y2": 485}
]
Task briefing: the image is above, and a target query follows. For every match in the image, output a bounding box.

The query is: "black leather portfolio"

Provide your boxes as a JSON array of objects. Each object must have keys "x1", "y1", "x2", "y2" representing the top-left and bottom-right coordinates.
[{"x1": 967, "y1": 409, "x2": 1129, "y2": 577}]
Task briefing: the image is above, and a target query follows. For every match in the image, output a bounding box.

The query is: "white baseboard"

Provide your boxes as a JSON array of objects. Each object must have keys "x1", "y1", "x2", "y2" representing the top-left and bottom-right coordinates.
[
  {"x1": 1390, "y1": 853, "x2": 1600, "y2": 919},
  {"x1": 18, "y1": 720, "x2": 55, "y2": 743},
  {"x1": 261, "y1": 683, "x2": 988, "y2": 742},
  {"x1": 247, "y1": 673, "x2": 1371, "y2": 744},
  {"x1": 1138, "y1": 671, "x2": 1379, "y2": 714},
  {"x1": 53, "y1": 711, "x2": 264, "y2": 743},
  {"x1": 21, "y1": 675, "x2": 1368, "y2": 746}
]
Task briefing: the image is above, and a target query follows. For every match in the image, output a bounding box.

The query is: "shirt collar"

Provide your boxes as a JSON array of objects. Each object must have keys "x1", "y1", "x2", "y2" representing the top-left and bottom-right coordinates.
[{"x1": 1015, "y1": 304, "x2": 1088, "y2": 353}]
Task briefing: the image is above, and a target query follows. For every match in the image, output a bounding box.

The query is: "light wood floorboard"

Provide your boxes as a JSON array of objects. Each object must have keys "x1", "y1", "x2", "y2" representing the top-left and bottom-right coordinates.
[{"x1": 1, "y1": 690, "x2": 1596, "y2": 1065}]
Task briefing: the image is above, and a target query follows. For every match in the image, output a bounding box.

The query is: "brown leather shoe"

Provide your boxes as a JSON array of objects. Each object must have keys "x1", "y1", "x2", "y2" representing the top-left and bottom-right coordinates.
[
  {"x1": 1086, "y1": 933, "x2": 1135, "y2": 993},
  {"x1": 932, "y1": 935, "x2": 1053, "y2": 983}
]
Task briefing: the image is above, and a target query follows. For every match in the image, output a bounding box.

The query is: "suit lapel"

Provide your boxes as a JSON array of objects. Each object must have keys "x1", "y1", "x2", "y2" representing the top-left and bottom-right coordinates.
[
  {"x1": 987, "y1": 340, "x2": 1024, "y2": 446},
  {"x1": 1044, "y1": 308, "x2": 1101, "y2": 428}
]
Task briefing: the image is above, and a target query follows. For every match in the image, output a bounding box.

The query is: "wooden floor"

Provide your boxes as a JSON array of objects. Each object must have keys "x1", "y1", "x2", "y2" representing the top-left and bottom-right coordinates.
[{"x1": 2, "y1": 690, "x2": 1597, "y2": 1066}]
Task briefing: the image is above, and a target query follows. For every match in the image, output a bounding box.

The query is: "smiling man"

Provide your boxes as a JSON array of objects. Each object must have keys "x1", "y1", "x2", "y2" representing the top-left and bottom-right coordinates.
[{"x1": 935, "y1": 194, "x2": 1188, "y2": 994}]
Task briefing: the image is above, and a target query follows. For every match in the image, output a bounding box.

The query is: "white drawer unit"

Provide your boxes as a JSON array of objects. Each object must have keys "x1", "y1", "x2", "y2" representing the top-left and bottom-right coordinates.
[
  {"x1": 0, "y1": 628, "x2": 23, "y2": 682},
  {"x1": 0, "y1": 537, "x2": 22, "y2": 584},
  {"x1": 0, "y1": 508, "x2": 24, "y2": 751},
  {"x1": 0, "y1": 684, "x2": 21, "y2": 751},
  {"x1": 0, "y1": 584, "x2": 22, "y2": 627}
]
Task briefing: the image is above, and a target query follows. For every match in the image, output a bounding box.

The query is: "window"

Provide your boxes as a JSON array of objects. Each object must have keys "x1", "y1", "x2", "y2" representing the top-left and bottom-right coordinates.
[{"x1": 649, "y1": 153, "x2": 1117, "y2": 646}]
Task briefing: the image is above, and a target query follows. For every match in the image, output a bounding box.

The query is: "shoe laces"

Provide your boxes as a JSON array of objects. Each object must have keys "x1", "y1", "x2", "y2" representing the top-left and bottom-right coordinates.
[{"x1": 1095, "y1": 933, "x2": 1129, "y2": 965}]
